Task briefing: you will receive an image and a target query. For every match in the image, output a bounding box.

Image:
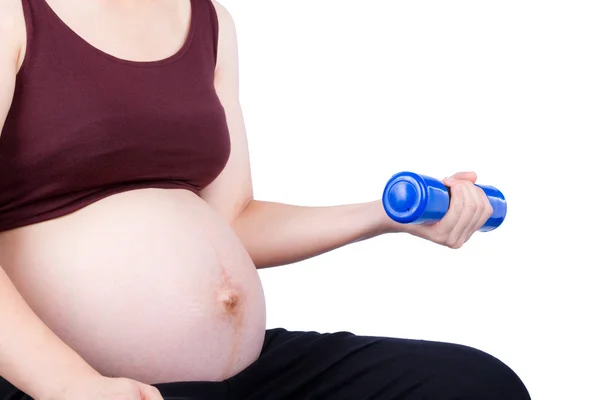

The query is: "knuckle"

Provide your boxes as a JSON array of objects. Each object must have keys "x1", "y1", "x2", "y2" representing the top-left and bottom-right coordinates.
[
  {"x1": 485, "y1": 203, "x2": 494, "y2": 217},
  {"x1": 451, "y1": 184, "x2": 464, "y2": 195},
  {"x1": 443, "y1": 235, "x2": 458, "y2": 248},
  {"x1": 465, "y1": 200, "x2": 477, "y2": 211},
  {"x1": 447, "y1": 241, "x2": 462, "y2": 249},
  {"x1": 151, "y1": 386, "x2": 162, "y2": 396},
  {"x1": 143, "y1": 384, "x2": 162, "y2": 399},
  {"x1": 450, "y1": 194, "x2": 465, "y2": 209}
]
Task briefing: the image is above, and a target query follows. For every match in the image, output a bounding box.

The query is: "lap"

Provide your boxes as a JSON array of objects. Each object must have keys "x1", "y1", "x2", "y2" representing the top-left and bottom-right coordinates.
[
  {"x1": 1, "y1": 328, "x2": 531, "y2": 400},
  {"x1": 226, "y1": 328, "x2": 531, "y2": 400}
]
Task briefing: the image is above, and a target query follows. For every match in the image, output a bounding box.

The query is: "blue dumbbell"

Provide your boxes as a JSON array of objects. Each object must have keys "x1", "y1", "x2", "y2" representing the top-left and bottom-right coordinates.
[{"x1": 382, "y1": 171, "x2": 507, "y2": 232}]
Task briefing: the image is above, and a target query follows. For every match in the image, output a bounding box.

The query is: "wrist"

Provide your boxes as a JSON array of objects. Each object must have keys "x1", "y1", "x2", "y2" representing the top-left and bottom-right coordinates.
[
  {"x1": 35, "y1": 360, "x2": 101, "y2": 400},
  {"x1": 371, "y1": 199, "x2": 409, "y2": 235}
]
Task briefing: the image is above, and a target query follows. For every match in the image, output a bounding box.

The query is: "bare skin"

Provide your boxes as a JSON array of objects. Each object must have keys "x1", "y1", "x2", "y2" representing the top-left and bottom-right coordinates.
[{"x1": 0, "y1": 1, "x2": 493, "y2": 399}]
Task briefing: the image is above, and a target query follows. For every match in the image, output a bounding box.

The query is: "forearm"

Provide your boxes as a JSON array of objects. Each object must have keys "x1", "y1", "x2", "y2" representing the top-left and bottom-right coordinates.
[
  {"x1": 0, "y1": 266, "x2": 99, "y2": 399},
  {"x1": 233, "y1": 199, "x2": 397, "y2": 268}
]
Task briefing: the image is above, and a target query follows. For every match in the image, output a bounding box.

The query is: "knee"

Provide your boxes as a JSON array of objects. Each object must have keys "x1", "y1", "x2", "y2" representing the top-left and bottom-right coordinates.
[{"x1": 437, "y1": 343, "x2": 530, "y2": 400}]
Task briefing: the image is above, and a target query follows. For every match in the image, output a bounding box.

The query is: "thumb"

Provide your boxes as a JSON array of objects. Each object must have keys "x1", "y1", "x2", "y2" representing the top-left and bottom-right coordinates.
[{"x1": 443, "y1": 171, "x2": 477, "y2": 186}]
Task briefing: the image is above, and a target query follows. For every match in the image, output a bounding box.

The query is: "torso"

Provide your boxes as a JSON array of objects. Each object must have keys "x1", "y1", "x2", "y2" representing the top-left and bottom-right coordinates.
[{"x1": 0, "y1": 0, "x2": 266, "y2": 384}]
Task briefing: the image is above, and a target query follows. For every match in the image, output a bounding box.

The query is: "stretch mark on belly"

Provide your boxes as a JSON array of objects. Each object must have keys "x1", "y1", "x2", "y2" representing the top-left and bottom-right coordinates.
[
  {"x1": 217, "y1": 268, "x2": 243, "y2": 314},
  {"x1": 216, "y1": 265, "x2": 246, "y2": 378}
]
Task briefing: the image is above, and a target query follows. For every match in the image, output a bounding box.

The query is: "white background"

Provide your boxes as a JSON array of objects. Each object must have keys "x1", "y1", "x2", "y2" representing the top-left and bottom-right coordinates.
[{"x1": 219, "y1": 1, "x2": 599, "y2": 399}]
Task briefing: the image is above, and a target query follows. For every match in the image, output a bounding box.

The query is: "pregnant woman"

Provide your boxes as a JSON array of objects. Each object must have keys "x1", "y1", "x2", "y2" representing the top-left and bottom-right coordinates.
[{"x1": 0, "y1": 1, "x2": 530, "y2": 399}]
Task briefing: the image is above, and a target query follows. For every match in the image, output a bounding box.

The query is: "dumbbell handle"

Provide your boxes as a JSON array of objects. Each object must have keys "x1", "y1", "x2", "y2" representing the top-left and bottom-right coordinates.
[{"x1": 382, "y1": 171, "x2": 507, "y2": 232}]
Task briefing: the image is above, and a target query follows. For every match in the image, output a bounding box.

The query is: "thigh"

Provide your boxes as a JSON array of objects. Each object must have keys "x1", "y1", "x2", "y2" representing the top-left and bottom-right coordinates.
[{"x1": 228, "y1": 328, "x2": 530, "y2": 400}]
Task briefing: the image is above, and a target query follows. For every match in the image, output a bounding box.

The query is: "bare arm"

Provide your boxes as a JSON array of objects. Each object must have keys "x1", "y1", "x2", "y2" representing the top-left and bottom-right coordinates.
[
  {"x1": 0, "y1": 7, "x2": 101, "y2": 399},
  {"x1": 201, "y1": 1, "x2": 492, "y2": 269},
  {"x1": 200, "y1": 1, "x2": 397, "y2": 268},
  {"x1": 0, "y1": 270, "x2": 101, "y2": 398},
  {"x1": 234, "y1": 200, "x2": 392, "y2": 268}
]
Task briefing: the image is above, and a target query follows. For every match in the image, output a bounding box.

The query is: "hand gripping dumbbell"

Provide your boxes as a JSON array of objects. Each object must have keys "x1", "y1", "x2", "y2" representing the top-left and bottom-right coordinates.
[{"x1": 382, "y1": 171, "x2": 507, "y2": 232}]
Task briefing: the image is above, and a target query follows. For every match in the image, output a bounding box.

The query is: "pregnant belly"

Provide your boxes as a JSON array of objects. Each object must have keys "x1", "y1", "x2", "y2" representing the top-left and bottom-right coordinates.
[{"x1": 0, "y1": 189, "x2": 266, "y2": 384}]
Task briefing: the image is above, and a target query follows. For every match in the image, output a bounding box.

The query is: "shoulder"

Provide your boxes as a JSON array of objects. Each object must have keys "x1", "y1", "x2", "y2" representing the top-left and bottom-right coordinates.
[
  {"x1": 209, "y1": 0, "x2": 235, "y2": 28},
  {"x1": 208, "y1": 0, "x2": 237, "y2": 41},
  {"x1": 0, "y1": 0, "x2": 27, "y2": 71},
  {"x1": 208, "y1": 1, "x2": 238, "y2": 76}
]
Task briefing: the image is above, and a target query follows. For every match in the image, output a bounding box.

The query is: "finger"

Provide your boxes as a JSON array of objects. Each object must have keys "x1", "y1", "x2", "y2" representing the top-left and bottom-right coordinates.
[
  {"x1": 457, "y1": 185, "x2": 488, "y2": 244},
  {"x1": 440, "y1": 183, "x2": 476, "y2": 247},
  {"x1": 474, "y1": 189, "x2": 494, "y2": 231},
  {"x1": 448, "y1": 183, "x2": 479, "y2": 247},
  {"x1": 140, "y1": 385, "x2": 164, "y2": 400},
  {"x1": 443, "y1": 171, "x2": 477, "y2": 186},
  {"x1": 434, "y1": 183, "x2": 465, "y2": 237}
]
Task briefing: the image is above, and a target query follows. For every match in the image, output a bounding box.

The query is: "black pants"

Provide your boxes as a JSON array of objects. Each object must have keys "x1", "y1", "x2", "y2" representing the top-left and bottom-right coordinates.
[{"x1": 1, "y1": 328, "x2": 530, "y2": 400}]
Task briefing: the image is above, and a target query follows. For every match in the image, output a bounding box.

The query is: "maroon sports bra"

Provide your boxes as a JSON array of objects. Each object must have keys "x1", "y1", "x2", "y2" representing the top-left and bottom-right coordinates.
[{"x1": 0, "y1": 0, "x2": 231, "y2": 232}]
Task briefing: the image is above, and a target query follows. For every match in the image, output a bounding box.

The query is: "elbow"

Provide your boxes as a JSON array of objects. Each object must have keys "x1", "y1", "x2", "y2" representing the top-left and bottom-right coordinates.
[
  {"x1": 229, "y1": 197, "x2": 254, "y2": 228},
  {"x1": 233, "y1": 197, "x2": 254, "y2": 220}
]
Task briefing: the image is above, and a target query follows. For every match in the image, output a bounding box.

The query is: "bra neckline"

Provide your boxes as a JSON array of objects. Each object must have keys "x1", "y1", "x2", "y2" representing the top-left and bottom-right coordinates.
[{"x1": 39, "y1": 0, "x2": 197, "y2": 67}]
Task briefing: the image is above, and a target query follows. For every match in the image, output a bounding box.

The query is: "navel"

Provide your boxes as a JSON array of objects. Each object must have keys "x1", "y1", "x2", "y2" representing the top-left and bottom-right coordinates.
[{"x1": 218, "y1": 290, "x2": 240, "y2": 313}]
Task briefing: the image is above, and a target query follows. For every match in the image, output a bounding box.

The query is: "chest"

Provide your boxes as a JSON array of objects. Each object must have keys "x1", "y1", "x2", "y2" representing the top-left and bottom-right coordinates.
[
  {"x1": 42, "y1": 0, "x2": 193, "y2": 63},
  {"x1": 1, "y1": 54, "x2": 230, "y2": 198}
]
